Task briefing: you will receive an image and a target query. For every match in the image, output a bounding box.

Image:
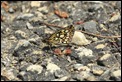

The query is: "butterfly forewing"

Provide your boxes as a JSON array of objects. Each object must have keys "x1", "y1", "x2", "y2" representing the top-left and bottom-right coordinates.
[{"x1": 45, "y1": 25, "x2": 75, "y2": 46}]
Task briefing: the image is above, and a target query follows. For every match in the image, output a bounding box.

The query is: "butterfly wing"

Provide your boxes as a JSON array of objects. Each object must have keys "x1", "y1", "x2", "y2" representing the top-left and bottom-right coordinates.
[{"x1": 45, "y1": 25, "x2": 75, "y2": 46}]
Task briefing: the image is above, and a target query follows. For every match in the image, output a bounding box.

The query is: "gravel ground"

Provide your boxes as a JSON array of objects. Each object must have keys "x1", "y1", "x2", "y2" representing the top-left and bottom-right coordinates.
[{"x1": 1, "y1": 1, "x2": 121, "y2": 81}]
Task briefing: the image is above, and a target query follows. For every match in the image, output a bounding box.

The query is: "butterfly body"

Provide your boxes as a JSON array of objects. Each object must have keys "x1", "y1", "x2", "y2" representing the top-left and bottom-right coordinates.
[{"x1": 44, "y1": 25, "x2": 75, "y2": 46}]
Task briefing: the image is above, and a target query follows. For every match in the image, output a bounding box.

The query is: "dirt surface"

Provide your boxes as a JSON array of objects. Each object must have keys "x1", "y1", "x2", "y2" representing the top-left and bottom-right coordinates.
[{"x1": 1, "y1": 1, "x2": 121, "y2": 81}]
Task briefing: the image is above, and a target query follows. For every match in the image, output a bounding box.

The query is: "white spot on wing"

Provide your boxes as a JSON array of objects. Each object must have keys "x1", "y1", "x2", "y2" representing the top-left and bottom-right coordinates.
[{"x1": 60, "y1": 35, "x2": 64, "y2": 38}]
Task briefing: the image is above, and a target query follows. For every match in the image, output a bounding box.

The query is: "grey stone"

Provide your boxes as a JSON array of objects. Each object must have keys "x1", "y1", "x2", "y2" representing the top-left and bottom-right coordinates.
[
  {"x1": 73, "y1": 63, "x2": 83, "y2": 70},
  {"x1": 38, "y1": 6, "x2": 48, "y2": 14},
  {"x1": 83, "y1": 20, "x2": 98, "y2": 33},
  {"x1": 27, "y1": 65, "x2": 43, "y2": 74},
  {"x1": 111, "y1": 70, "x2": 121, "y2": 77},
  {"x1": 116, "y1": 1, "x2": 121, "y2": 9},
  {"x1": 15, "y1": 30, "x2": 27, "y2": 39},
  {"x1": 98, "y1": 54, "x2": 118, "y2": 67},
  {"x1": 46, "y1": 62, "x2": 60, "y2": 74},
  {"x1": 8, "y1": 7, "x2": 15, "y2": 13},
  {"x1": 72, "y1": 71, "x2": 93, "y2": 81},
  {"x1": 17, "y1": 13, "x2": 34, "y2": 20},
  {"x1": 26, "y1": 22, "x2": 34, "y2": 29},
  {"x1": 54, "y1": 69, "x2": 68, "y2": 78}
]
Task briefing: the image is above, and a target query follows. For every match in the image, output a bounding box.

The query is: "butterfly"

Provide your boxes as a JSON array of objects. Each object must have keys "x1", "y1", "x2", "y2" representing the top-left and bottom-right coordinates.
[{"x1": 43, "y1": 25, "x2": 75, "y2": 46}]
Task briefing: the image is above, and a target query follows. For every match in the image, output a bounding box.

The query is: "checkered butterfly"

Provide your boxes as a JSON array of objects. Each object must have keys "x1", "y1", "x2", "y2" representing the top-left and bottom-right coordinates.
[{"x1": 44, "y1": 25, "x2": 75, "y2": 46}]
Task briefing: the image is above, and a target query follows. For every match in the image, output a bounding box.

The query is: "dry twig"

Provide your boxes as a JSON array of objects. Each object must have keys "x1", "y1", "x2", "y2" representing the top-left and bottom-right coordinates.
[{"x1": 40, "y1": 22, "x2": 121, "y2": 39}]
